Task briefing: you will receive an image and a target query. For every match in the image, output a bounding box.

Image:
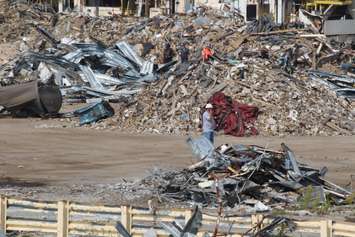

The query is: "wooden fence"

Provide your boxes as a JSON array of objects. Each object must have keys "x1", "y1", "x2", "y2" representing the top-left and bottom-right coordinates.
[{"x1": 0, "y1": 196, "x2": 354, "y2": 237}]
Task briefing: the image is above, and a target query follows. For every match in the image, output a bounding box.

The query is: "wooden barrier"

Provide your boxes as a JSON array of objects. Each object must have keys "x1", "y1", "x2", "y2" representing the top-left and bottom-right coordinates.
[{"x1": 0, "y1": 196, "x2": 354, "y2": 237}]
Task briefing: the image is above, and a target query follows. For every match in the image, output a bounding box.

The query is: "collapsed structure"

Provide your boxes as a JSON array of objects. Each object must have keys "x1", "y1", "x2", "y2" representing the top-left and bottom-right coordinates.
[{"x1": 137, "y1": 137, "x2": 353, "y2": 213}]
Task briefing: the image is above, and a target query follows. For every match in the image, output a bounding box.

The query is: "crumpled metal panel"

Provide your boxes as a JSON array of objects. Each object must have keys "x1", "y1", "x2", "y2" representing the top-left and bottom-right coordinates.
[
  {"x1": 79, "y1": 65, "x2": 105, "y2": 90},
  {"x1": 186, "y1": 136, "x2": 214, "y2": 160},
  {"x1": 21, "y1": 52, "x2": 80, "y2": 72},
  {"x1": 308, "y1": 70, "x2": 355, "y2": 101},
  {"x1": 102, "y1": 50, "x2": 135, "y2": 70},
  {"x1": 64, "y1": 45, "x2": 105, "y2": 64},
  {"x1": 95, "y1": 73, "x2": 126, "y2": 86},
  {"x1": 140, "y1": 61, "x2": 154, "y2": 75},
  {"x1": 336, "y1": 88, "x2": 355, "y2": 101},
  {"x1": 116, "y1": 41, "x2": 144, "y2": 68},
  {"x1": 282, "y1": 143, "x2": 302, "y2": 178}
]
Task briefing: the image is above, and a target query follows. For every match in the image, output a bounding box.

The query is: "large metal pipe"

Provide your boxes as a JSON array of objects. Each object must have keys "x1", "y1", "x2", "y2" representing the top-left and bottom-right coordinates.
[{"x1": 0, "y1": 80, "x2": 62, "y2": 116}]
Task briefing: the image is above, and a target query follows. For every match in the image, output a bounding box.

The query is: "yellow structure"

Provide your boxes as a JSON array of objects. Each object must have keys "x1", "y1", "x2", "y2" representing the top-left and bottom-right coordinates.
[{"x1": 306, "y1": 0, "x2": 352, "y2": 10}]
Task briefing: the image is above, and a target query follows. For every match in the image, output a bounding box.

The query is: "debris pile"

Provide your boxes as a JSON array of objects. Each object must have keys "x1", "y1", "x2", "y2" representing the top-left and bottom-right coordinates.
[
  {"x1": 139, "y1": 137, "x2": 352, "y2": 212},
  {"x1": 102, "y1": 8, "x2": 354, "y2": 136},
  {"x1": 0, "y1": 1, "x2": 354, "y2": 135},
  {"x1": 0, "y1": 1, "x2": 64, "y2": 60}
]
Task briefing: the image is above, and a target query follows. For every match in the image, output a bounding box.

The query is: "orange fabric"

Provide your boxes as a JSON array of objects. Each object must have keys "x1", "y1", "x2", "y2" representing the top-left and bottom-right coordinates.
[{"x1": 202, "y1": 47, "x2": 213, "y2": 61}]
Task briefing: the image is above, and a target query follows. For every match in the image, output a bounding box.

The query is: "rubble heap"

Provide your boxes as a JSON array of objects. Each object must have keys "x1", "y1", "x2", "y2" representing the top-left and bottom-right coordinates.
[
  {"x1": 0, "y1": 2, "x2": 354, "y2": 136},
  {"x1": 138, "y1": 137, "x2": 352, "y2": 213}
]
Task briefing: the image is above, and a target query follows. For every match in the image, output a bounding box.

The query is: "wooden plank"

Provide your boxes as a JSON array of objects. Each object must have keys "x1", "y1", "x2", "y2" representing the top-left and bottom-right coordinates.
[
  {"x1": 69, "y1": 222, "x2": 117, "y2": 232},
  {"x1": 70, "y1": 203, "x2": 121, "y2": 213},
  {"x1": 320, "y1": 220, "x2": 331, "y2": 237},
  {"x1": 57, "y1": 201, "x2": 69, "y2": 237},
  {"x1": 295, "y1": 221, "x2": 321, "y2": 228},
  {"x1": 202, "y1": 214, "x2": 252, "y2": 223},
  {"x1": 249, "y1": 29, "x2": 304, "y2": 36},
  {"x1": 185, "y1": 209, "x2": 192, "y2": 224},
  {"x1": 294, "y1": 228, "x2": 320, "y2": 234},
  {"x1": 8, "y1": 207, "x2": 56, "y2": 214},
  {"x1": 333, "y1": 230, "x2": 355, "y2": 237},
  {"x1": 0, "y1": 196, "x2": 7, "y2": 235},
  {"x1": 251, "y1": 214, "x2": 259, "y2": 231},
  {"x1": 7, "y1": 226, "x2": 57, "y2": 233},
  {"x1": 132, "y1": 214, "x2": 179, "y2": 222},
  {"x1": 131, "y1": 234, "x2": 144, "y2": 237},
  {"x1": 8, "y1": 199, "x2": 57, "y2": 209},
  {"x1": 131, "y1": 228, "x2": 171, "y2": 235},
  {"x1": 70, "y1": 229, "x2": 119, "y2": 236},
  {"x1": 130, "y1": 208, "x2": 185, "y2": 217},
  {"x1": 70, "y1": 211, "x2": 120, "y2": 221},
  {"x1": 202, "y1": 220, "x2": 252, "y2": 229},
  {"x1": 325, "y1": 122, "x2": 352, "y2": 135},
  {"x1": 328, "y1": 220, "x2": 333, "y2": 237},
  {"x1": 121, "y1": 206, "x2": 131, "y2": 234},
  {"x1": 332, "y1": 223, "x2": 355, "y2": 232},
  {"x1": 6, "y1": 219, "x2": 57, "y2": 229}
]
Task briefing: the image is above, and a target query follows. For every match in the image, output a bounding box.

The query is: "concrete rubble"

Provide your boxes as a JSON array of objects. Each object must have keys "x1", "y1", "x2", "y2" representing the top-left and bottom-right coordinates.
[{"x1": 0, "y1": 0, "x2": 354, "y2": 137}]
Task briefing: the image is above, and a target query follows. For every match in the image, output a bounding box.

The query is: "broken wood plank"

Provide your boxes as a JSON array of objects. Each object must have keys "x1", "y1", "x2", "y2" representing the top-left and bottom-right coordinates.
[
  {"x1": 249, "y1": 29, "x2": 304, "y2": 36},
  {"x1": 325, "y1": 122, "x2": 352, "y2": 135}
]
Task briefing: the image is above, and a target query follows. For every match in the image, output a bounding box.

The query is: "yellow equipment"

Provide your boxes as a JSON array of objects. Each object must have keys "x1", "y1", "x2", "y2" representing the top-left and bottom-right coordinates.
[{"x1": 306, "y1": 0, "x2": 352, "y2": 10}]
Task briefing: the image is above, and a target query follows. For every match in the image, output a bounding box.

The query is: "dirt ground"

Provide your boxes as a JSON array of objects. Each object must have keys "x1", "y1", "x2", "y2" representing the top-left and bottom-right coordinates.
[{"x1": 0, "y1": 118, "x2": 354, "y2": 188}]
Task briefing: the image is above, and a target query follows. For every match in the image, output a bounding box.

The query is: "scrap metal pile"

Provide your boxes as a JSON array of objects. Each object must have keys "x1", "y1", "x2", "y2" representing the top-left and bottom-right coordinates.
[
  {"x1": 3, "y1": 39, "x2": 160, "y2": 101},
  {"x1": 140, "y1": 137, "x2": 352, "y2": 212},
  {"x1": 0, "y1": 1, "x2": 354, "y2": 135}
]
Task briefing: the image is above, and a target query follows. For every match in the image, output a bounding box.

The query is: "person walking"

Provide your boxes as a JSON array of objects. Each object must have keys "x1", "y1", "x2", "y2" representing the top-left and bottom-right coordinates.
[{"x1": 202, "y1": 103, "x2": 216, "y2": 144}]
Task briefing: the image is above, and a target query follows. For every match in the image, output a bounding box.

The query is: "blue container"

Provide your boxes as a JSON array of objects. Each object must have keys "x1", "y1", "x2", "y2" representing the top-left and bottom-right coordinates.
[{"x1": 74, "y1": 101, "x2": 114, "y2": 125}]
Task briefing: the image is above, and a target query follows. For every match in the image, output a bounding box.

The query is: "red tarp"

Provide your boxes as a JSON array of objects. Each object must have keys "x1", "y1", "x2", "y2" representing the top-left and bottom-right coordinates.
[{"x1": 209, "y1": 92, "x2": 259, "y2": 137}]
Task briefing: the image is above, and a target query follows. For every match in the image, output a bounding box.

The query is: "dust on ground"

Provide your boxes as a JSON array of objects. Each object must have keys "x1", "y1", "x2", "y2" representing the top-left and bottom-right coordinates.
[{"x1": 0, "y1": 118, "x2": 354, "y2": 202}]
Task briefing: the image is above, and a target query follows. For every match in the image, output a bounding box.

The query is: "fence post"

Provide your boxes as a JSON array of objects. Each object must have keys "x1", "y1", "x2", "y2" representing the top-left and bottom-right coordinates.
[
  {"x1": 320, "y1": 220, "x2": 333, "y2": 237},
  {"x1": 257, "y1": 214, "x2": 264, "y2": 228},
  {"x1": 121, "y1": 206, "x2": 132, "y2": 234},
  {"x1": 251, "y1": 214, "x2": 260, "y2": 231},
  {"x1": 0, "y1": 196, "x2": 7, "y2": 235},
  {"x1": 57, "y1": 200, "x2": 69, "y2": 237},
  {"x1": 185, "y1": 209, "x2": 193, "y2": 224}
]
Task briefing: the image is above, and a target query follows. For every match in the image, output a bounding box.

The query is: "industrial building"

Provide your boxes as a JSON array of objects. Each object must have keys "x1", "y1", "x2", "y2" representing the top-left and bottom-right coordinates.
[{"x1": 57, "y1": 0, "x2": 355, "y2": 25}]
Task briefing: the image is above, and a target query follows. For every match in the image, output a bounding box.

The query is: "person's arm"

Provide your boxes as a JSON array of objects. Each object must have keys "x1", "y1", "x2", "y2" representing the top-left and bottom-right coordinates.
[{"x1": 205, "y1": 112, "x2": 213, "y2": 121}]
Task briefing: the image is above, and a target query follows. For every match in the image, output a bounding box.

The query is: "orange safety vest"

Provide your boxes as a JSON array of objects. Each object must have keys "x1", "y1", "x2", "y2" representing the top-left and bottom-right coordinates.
[{"x1": 202, "y1": 47, "x2": 213, "y2": 61}]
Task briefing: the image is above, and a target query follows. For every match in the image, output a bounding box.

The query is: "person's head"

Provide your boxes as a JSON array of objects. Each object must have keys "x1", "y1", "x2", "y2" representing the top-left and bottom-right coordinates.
[{"x1": 205, "y1": 103, "x2": 213, "y2": 114}]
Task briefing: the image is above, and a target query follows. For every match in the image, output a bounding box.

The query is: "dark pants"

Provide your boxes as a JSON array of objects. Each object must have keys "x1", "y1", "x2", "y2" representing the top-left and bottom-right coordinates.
[{"x1": 203, "y1": 131, "x2": 214, "y2": 144}]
